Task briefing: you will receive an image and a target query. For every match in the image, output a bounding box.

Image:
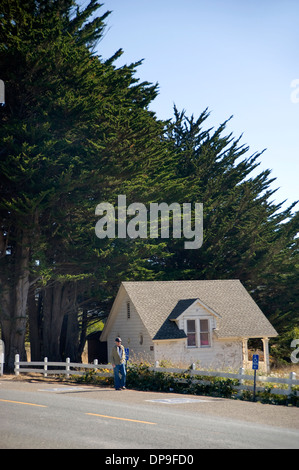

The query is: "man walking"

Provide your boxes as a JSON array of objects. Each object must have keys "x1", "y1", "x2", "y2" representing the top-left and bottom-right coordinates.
[{"x1": 111, "y1": 337, "x2": 126, "y2": 390}]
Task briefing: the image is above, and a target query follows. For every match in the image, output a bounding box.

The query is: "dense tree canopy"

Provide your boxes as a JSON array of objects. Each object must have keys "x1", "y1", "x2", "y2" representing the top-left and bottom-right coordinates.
[
  {"x1": 0, "y1": 0, "x2": 298, "y2": 370},
  {"x1": 0, "y1": 0, "x2": 167, "y2": 368},
  {"x1": 158, "y1": 109, "x2": 299, "y2": 334}
]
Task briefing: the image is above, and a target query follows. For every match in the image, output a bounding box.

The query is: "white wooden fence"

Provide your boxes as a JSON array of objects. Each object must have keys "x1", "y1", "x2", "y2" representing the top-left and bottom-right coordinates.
[
  {"x1": 14, "y1": 354, "x2": 112, "y2": 378},
  {"x1": 13, "y1": 355, "x2": 299, "y2": 397},
  {"x1": 151, "y1": 363, "x2": 299, "y2": 397}
]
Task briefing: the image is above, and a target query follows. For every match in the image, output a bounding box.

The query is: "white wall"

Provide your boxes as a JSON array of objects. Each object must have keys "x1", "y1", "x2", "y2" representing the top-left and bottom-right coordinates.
[
  {"x1": 106, "y1": 294, "x2": 155, "y2": 364},
  {"x1": 154, "y1": 337, "x2": 243, "y2": 370}
]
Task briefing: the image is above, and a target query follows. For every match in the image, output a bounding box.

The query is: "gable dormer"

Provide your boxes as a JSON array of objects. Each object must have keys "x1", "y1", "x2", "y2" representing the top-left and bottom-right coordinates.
[{"x1": 169, "y1": 298, "x2": 221, "y2": 348}]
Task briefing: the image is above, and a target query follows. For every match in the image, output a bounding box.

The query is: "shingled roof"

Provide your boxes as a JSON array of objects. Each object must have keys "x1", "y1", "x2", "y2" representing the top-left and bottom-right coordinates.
[{"x1": 120, "y1": 280, "x2": 277, "y2": 340}]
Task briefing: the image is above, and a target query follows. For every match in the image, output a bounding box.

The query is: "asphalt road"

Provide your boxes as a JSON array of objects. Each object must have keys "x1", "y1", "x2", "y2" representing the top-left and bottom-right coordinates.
[{"x1": 1, "y1": 377, "x2": 299, "y2": 450}]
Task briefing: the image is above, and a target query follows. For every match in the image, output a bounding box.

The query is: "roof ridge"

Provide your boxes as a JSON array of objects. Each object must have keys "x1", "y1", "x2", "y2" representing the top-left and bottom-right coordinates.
[{"x1": 122, "y1": 279, "x2": 240, "y2": 284}]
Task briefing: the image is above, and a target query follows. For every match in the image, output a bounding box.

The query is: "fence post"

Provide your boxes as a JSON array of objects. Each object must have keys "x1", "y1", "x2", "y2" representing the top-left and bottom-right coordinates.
[
  {"x1": 189, "y1": 363, "x2": 196, "y2": 380},
  {"x1": 15, "y1": 354, "x2": 20, "y2": 376},
  {"x1": 0, "y1": 353, "x2": 4, "y2": 376},
  {"x1": 44, "y1": 357, "x2": 48, "y2": 378},
  {"x1": 155, "y1": 361, "x2": 159, "y2": 369},
  {"x1": 239, "y1": 367, "x2": 245, "y2": 385},
  {"x1": 237, "y1": 367, "x2": 245, "y2": 397},
  {"x1": 66, "y1": 357, "x2": 70, "y2": 378},
  {"x1": 0, "y1": 341, "x2": 4, "y2": 376},
  {"x1": 288, "y1": 372, "x2": 296, "y2": 396}
]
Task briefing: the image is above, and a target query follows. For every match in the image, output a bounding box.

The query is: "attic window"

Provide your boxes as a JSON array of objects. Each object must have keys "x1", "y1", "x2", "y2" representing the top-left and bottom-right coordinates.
[
  {"x1": 186, "y1": 318, "x2": 211, "y2": 348},
  {"x1": 187, "y1": 320, "x2": 196, "y2": 347},
  {"x1": 199, "y1": 319, "x2": 210, "y2": 347},
  {"x1": 127, "y1": 301, "x2": 131, "y2": 319}
]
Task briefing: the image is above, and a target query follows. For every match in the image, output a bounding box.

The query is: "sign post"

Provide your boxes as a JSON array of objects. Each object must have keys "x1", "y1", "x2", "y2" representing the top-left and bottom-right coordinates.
[
  {"x1": 252, "y1": 354, "x2": 259, "y2": 402},
  {"x1": 125, "y1": 348, "x2": 129, "y2": 368}
]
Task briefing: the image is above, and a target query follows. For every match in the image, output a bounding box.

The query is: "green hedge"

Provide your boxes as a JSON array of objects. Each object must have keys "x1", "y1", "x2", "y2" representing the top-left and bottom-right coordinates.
[
  {"x1": 73, "y1": 363, "x2": 299, "y2": 406},
  {"x1": 126, "y1": 364, "x2": 299, "y2": 406},
  {"x1": 126, "y1": 363, "x2": 238, "y2": 398}
]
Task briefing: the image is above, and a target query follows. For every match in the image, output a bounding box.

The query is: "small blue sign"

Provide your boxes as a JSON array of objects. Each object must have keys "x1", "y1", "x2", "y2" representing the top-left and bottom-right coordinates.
[
  {"x1": 125, "y1": 348, "x2": 130, "y2": 361},
  {"x1": 252, "y1": 354, "x2": 259, "y2": 370}
]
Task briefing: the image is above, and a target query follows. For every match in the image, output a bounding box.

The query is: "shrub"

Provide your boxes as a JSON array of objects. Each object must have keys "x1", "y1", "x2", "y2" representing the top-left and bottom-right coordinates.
[
  {"x1": 74, "y1": 368, "x2": 113, "y2": 386},
  {"x1": 126, "y1": 363, "x2": 238, "y2": 398},
  {"x1": 70, "y1": 362, "x2": 299, "y2": 407}
]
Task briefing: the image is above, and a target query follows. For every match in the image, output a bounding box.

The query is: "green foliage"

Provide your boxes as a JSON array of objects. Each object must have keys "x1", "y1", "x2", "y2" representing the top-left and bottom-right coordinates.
[
  {"x1": 188, "y1": 377, "x2": 239, "y2": 399},
  {"x1": 126, "y1": 363, "x2": 238, "y2": 398},
  {"x1": 64, "y1": 363, "x2": 299, "y2": 407},
  {"x1": 239, "y1": 388, "x2": 299, "y2": 407},
  {"x1": 150, "y1": 108, "x2": 299, "y2": 350},
  {"x1": 270, "y1": 327, "x2": 299, "y2": 366},
  {"x1": 0, "y1": 0, "x2": 169, "y2": 364},
  {"x1": 73, "y1": 367, "x2": 113, "y2": 386},
  {"x1": 125, "y1": 364, "x2": 299, "y2": 406}
]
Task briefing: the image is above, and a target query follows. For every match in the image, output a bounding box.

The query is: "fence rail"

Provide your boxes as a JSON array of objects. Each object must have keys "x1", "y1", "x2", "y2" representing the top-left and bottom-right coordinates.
[
  {"x1": 14, "y1": 354, "x2": 112, "y2": 378},
  {"x1": 13, "y1": 355, "x2": 299, "y2": 397},
  {"x1": 150, "y1": 363, "x2": 299, "y2": 397}
]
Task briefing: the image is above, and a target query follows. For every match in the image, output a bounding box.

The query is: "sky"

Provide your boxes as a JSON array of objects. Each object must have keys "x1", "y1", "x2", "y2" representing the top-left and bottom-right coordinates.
[{"x1": 88, "y1": 0, "x2": 298, "y2": 212}]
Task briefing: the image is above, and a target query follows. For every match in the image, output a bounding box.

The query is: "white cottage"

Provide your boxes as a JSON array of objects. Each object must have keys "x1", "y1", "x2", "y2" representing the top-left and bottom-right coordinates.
[{"x1": 100, "y1": 280, "x2": 278, "y2": 372}]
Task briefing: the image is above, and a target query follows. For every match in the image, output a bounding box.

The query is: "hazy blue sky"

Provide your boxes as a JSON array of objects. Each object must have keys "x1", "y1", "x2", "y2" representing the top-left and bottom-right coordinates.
[{"x1": 89, "y1": 0, "x2": 298, "y2": 211}]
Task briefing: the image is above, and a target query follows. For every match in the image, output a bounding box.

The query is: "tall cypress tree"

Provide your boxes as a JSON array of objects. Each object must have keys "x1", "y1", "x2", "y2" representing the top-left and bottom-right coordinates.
[
  {"x1": 0, "y1": 0, "x2": 158, "y2": 367},
  {"x1": 154, "y1": 108, "x2": 298, "y2": 333},
  {"x1": 0, "y1": 0, "x2": 169, "y2": 367}
]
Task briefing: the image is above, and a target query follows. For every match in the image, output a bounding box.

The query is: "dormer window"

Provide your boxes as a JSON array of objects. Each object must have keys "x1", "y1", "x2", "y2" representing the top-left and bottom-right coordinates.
[{"x1": 185, "y1": 318, "x2": 211, "y2": 348}]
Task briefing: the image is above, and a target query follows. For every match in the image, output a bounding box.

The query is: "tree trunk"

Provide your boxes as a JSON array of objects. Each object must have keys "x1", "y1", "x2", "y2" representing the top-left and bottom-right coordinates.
[
  {"x1": 61, "y1": 310, "x2": 80, "y2": 362},
  {"x1": 78, "y1": 309, "x2": 88, "y2": 358},
  {"x1": 43, "y1": 282, "x2": 63, "y2": 361},
  {"x1": 28, "y1": 286, "x2": 43, "y2": 361},
  {"x1": 42, "y1": 281, "x2": 76, "y2": 361},
  {"x1": 0, "y1": 231, "x2": 30, "y2": 372}
]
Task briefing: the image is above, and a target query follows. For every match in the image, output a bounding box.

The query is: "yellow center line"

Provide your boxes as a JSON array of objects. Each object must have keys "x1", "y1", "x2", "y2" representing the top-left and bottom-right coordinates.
[
  {"x1": 86, "y1": 412, "x2": 156, "y2": 425},
  {"x1": 0, "y1": 398, "x2": 47, "y2": 408}
]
